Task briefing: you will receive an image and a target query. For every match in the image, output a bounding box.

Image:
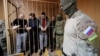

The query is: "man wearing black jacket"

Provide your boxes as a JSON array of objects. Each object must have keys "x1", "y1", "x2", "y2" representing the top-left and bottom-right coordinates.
[
  {"x1": 28, "y1": 13, "x2": 39, "y2": 55},
  {"x1": 49, "y1": 16, "x2": 56, "y2": 52}
]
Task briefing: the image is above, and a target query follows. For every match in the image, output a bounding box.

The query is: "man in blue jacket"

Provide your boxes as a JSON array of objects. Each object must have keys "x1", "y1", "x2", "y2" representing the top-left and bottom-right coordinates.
[{"x1": 28, "y1": 13, "x2": 39, "y2": 55}]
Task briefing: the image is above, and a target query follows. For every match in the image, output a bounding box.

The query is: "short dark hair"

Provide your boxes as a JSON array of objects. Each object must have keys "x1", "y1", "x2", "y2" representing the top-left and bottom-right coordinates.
[
  {"x1": 29, "y1": 13, "x2": 35, "y2": 17},
  {"x1": 42, "y1": 12, "x2": 46, "y2": 15}
]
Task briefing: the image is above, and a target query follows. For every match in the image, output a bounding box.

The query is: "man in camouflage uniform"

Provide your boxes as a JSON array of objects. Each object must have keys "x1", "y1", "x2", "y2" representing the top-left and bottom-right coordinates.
[
  {"x1": 60, "y1": 0, "x2": 98, "y2": 56},
  {"x1": 0, "y1": 20, "x2": 6, "y2": 56},
  {"x1": 54, "y1": 14, "x2": 65, "y2": 50}
]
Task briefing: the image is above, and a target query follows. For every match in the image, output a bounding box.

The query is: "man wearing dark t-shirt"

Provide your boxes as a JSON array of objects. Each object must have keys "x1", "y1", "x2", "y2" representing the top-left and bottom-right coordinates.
[{"x1": 11, "y1": 14, "x2": 27, "y2": 53}]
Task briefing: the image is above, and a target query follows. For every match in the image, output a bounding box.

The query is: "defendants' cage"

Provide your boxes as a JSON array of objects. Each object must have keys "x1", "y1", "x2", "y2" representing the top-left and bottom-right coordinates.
[
  {"x1": 3, "y1": 0, "x2": 99, "y2": 56},
  {"x1": 3, "y1": 0, "x2": 61, "y2": 56}
]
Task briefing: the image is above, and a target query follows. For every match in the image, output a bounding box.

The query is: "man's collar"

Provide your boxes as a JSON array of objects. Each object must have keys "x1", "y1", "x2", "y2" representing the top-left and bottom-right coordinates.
[{"x1": 71, "y1": 10, "x2": 81, "y2": 18}]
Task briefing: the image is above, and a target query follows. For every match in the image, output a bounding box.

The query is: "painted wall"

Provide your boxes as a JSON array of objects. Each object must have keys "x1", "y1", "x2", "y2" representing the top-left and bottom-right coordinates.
[
  {"x1": 8, "y1": 2, "x2": 17, "y2": 24},
  {"x1": 28, "y1": 1, "x2": 60, "y2": 20},
  {"x1": 0, "y1": 0, "x2": 4, "y2": 20},
  {"x1": 77, "y1": 0, "x2": 100, "y2": 55}
]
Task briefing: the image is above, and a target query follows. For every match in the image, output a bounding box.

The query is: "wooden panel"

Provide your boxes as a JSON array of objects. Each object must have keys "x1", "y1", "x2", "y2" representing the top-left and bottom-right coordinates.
[
  {"x1": 12, "y1": 53, "x2": 24, "y2": 56},
  {"x1": 77, "y1": 0, "x2": 100, "y2": 24},
  {"x1": 28, "y1": 0, "x2": 59, "y2": 3},
  {"x1": 0, "y1": 0, "x2": 4, "y2": 20},
  {"x1": 28, "y1": 1, "x2": 60, "y2": 20}
]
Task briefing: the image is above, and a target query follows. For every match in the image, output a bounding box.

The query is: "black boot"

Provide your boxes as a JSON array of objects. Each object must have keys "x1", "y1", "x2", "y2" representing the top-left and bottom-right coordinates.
[
  {"x1": 30, "y1": 49, "x2": 34, "y2": 55},
  {"x1": 43, "y1": 47, "x2": 46, "y2": 52},
  {"x1": 35, "y1": 49, "x2": 38, "y2": 53},
  {"x1": 51, "y1": 49, "x2": 54, "y2": 52},
  {"x1": 35, "y1": 47, "x2": 38, "y2": 53},
  {"x1": 39, "y1": 50, "x2": 43, "y2": 56}
]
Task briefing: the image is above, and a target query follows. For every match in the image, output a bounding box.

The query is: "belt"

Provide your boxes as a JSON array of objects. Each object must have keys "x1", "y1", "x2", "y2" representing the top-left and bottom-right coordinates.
[{"x1": 55, "y1": 33, "x2": 63, "y2": 36}]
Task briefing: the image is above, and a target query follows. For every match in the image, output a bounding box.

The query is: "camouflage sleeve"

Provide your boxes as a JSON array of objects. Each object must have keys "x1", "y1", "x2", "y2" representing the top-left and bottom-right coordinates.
[{"x1": 76, "y1": 15, "x2": 97, "y2": 40}]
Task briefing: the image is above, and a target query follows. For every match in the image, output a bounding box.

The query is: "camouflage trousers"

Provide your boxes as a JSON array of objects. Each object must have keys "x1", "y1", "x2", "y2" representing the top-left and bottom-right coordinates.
[{"x1": 56, "y1": 35, "x2": 63, "y2": 49}]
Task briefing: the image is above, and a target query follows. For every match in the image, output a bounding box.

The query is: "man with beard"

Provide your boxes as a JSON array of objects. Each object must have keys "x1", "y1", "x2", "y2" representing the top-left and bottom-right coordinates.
[{"x1": 39, "y1": 12, "x2": 49, "y2": 56}]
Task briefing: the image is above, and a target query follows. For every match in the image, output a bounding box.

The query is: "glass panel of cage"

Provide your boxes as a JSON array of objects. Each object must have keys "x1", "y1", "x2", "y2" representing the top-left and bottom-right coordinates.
[{"x1": 4, "y1": 0, "x2": 62, "y2": 56}]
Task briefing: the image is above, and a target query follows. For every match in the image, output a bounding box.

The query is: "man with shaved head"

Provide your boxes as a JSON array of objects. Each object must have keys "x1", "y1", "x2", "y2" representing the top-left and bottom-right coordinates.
[
  {"x1": 60, "y1": 0, "x2": 98, "y2": 56},
  {"x1": 11, "y1": 14, "x2": 27, "y2": 54}
]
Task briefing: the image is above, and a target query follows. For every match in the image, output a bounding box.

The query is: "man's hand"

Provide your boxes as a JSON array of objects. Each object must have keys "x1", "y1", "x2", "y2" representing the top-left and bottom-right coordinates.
[
  {"x1": 41, "y1": 27, "x2": 47, "y2": 31},
  {"x1": 43, "y1": 27, "x2": 47, "y2": 31},
  {"x1": 26, "y1": 27, "x2": 31, "y2": 31},
  {"x1": 12, "y1": 25, "x2": 20, "y2": 30},
  {"x1": 41, "y1": 27, "x2": 44, "y2": 31}
]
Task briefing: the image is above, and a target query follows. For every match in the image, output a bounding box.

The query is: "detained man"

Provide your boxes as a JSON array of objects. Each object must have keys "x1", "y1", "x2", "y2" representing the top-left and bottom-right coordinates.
[
  {"x1": 27, "y1": 13, "x2": 39, "y2": 55},
  {"x1": 39, "y1": 12, "x2": 49, "y2": 56},
  {"x1": 49, "y1": 16, "x2": 56, "y2": 52},
  {"x1": 60, "y1": 0, "x2": 98, "y2": 56},
  {"x1": 11, "y1": 14, "x2": 27, "y2": 54}
]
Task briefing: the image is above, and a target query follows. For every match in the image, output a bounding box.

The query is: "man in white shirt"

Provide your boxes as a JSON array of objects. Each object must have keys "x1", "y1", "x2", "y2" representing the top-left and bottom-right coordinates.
[{"x1": 60, "y1": 0, "x2": 98, "y2": 56}]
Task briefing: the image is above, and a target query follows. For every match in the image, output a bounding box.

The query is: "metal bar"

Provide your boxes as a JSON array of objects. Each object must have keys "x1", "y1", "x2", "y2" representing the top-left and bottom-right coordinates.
[
  {"x1": 3, "y1": 0, "x2": 11, "y2": 55},
  {"x1": 8, "y1": 0, "x2": 19, "y2": 17},
  {"x1": 28, "y1": 0, "x2": 60, "y2": 4}
]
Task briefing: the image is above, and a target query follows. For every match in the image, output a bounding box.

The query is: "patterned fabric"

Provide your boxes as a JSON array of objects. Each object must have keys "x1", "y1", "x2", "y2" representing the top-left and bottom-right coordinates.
[
  {"x1": 63, "y1": 10, "x2": 98, "y2": 56},
  {"x1": 55, "y1": 20, "x2": 65, "y2": 35},
  {"x1": 54, "y1": 19, "x2": 65, "y2": 49},
  {"x1": 56, "y1": 35, "x2": 63, "y2": 49}
]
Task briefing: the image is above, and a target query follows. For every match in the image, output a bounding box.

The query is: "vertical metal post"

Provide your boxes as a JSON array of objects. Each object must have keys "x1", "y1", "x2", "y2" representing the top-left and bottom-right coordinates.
[{"x1": 3, "y1": 0, "x2": 11, "y2": 55}]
